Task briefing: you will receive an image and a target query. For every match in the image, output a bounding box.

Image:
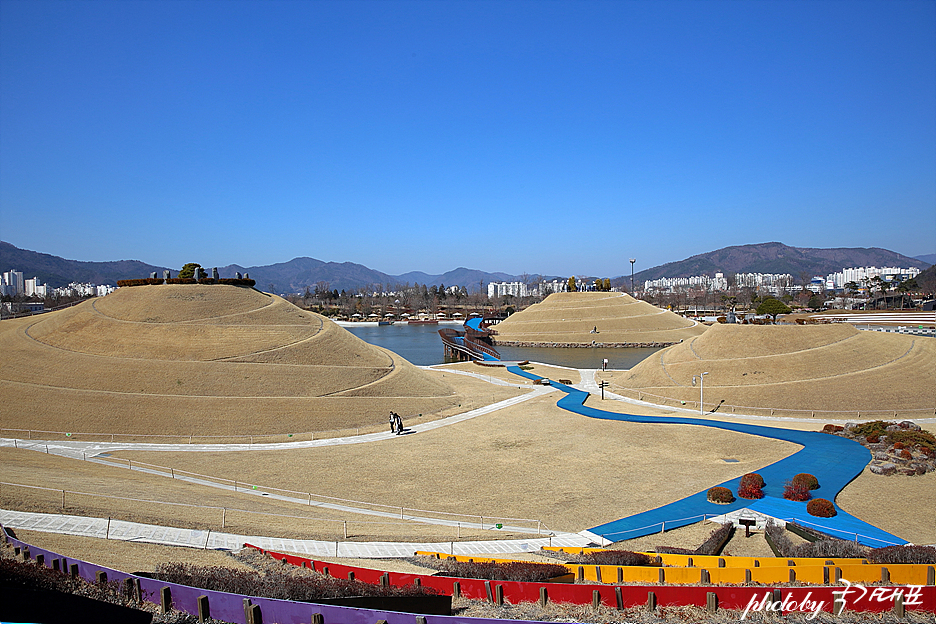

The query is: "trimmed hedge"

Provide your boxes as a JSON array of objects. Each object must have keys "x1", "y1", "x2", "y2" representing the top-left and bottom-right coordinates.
[
  {"x1": 697, "y1": 523, "x2": 734, "y2": 556},
  {"x1": 739, "y1": 473, "x2": 764, "y2": 489},
  {"x1": 707, "y1": 486, "x2": 734, "y2": 504},
  {"x1": 791, "y1": 473, "x2": 819, "y2": 490},
  {"x1": 152, "y1": 562, "x2": 439, "y2": 600},
  {"x1": 793, "y1": 539, "x2": 865, "y2": 559},
  {"x1": 419, "y1": 559, "x2": 570, "y2": 582},
  {"x1": 166, "y1": 278, "x2": 197, "y2": 284},
  {"x1": 116, "y1": 278, "x2": 163, "y2": 287},
  {"x1": 806, "y1": 498, "x2": 836, "y2": 517},
  {"x1": 867, "y1": 545, "x2": 936, "y2": 564},
  {"x1": 571, "y1": 550, "x2": 654, "y2": 567}
]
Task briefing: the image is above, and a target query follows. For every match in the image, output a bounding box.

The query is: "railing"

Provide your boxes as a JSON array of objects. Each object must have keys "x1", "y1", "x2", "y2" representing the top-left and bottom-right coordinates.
[
  {"x1": 606, "y1": 386, "x2": 936, "y2": 421},
  {"x1": 438, "y1": 328, "x2": 501, "y2": 361}
]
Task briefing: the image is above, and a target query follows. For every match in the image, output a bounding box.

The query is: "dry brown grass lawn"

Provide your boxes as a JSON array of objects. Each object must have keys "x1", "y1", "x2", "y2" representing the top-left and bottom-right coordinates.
[
  {"x1": 114, "y1": 392, "x2": 798, "y2": 535},
  {"x1": 0, "y1": 285, "x2": 460, "y2": 436},
  {"x1": 611, "y1": 324, "x2": 936, "y2": 416},
  {"x1": 492, "y1": 292, "x2": 706, "y2": 345}
]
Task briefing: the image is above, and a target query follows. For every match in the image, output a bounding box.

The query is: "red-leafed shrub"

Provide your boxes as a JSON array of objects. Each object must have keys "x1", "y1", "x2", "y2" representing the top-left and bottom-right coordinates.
[
  {"x1": 792, "y1": 473, "x2": 819, "y2": 490},
  {"x1": 899, "y1": 449, "x2": 913, "y2": 460},
  {"x1": 739, "y1": 473, "x2": 765, "y2": 489},
  {"x1": 707, "y1": 486, "x2": 734, "y2": 504},
  {"x1": 893, "y1": 442, "x2": 905, "y2": 450},
  {"x1": 738, "y1": 484, "x2": 765, "y2": 499},
  {"x1": 866, "y1": 434, "x2": 880, "y2": 443},
  {"x1": 783, "y1": 480, "x2": 811, "y2": 502},
  {"x1": 218, "y1": 278, "x2": 257, "y2": 287},
  {"x1": 807, "y1": 498, "x2": 836, "y2": 517},
  {"x1": 166, "y1": 278, "x2": 197, "y2": 284},
  {"x1": 822, "y1": 424, "x2": 844, "y2": 433},
  {"x1": 198, "y1": 278, "x2": 216, "y2": 285},
  {"x1": 868, "y1": 545, "x2": 936, "y2": 564}
]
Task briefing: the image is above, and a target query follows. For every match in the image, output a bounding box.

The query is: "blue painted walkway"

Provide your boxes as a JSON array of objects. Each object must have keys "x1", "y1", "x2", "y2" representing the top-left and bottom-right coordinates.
[{"x1": 506, "y1": 366, "x2": 906, "y2": 548}]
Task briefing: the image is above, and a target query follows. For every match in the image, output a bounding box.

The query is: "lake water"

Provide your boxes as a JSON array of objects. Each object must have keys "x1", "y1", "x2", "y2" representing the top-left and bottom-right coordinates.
[{"x1": 343, "y1": 322, "x2": 660, "y2": 369}]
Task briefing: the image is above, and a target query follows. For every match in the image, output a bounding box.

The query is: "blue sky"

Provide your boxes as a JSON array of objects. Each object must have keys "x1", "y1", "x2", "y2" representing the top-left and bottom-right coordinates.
[{"x1": 1, "y1": 0, "x2": 934, "y2": 277}]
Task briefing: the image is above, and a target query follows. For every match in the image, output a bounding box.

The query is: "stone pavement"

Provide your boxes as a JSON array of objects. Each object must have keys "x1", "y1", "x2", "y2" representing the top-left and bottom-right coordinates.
[{"x1": 0, "y1": 509, "x2": 594, "y2": 558}]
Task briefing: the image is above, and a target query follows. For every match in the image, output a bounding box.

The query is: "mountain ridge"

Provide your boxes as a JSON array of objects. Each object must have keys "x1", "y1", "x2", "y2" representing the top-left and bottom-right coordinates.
[{"x1": 2, "y1": 240, "x2": 929, "y2": 294}]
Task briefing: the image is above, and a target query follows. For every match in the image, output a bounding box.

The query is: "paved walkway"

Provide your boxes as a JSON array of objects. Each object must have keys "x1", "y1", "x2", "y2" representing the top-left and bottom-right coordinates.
[
  {"x1": 0, "y1": 509, "x2": 593, "y2": 557},
  {"x1": 507, "y1": 367, "x2": 908, "y2": 548}
]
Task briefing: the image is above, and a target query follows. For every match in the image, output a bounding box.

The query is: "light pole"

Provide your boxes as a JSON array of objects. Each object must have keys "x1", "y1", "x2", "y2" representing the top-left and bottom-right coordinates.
[
  {"x1": 694, "y1": 372, "x2": 710, "y2": 415},
  {"x1": 629, "y1": 259, "x2": 636, "y2": 293}
]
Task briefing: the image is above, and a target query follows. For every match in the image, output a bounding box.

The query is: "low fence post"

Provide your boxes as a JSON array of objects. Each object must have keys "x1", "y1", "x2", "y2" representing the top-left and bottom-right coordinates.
[
  {"x1": 161, "y1": 587, "x2": 172, "y2": 614},
  {"x1": 197, "y1": 595, "x2": 210, "y2": 623},
  {"x1": 539, "y1": 587, "x2": 548, "y2": 607},
  {"x1": 592, "y1": 590, "x2": 601, "y2": 609},
  {"x1": 615, "y1": 586, "x2": 623, "y2": 610},
  {"x1": 706, "y1": 592, "x2": 718, "y2": 614},
  {"x1": 646, "y1": 591, "x2": 657, "y2": 611}
]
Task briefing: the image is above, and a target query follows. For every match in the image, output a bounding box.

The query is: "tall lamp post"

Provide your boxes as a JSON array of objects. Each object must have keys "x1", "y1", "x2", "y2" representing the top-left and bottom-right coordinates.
[
  {"x1": 629, "y1": 258, "x2": 636, "y2": 293},
  {"x1": 693, "y1": 372, "x2": 710, "y2": 415}
]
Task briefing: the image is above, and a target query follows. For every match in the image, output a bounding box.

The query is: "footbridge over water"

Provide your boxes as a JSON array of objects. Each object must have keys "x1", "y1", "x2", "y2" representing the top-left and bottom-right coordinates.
[{"x1": 438, "y1": 316, "x2": 502, "y2": 362}]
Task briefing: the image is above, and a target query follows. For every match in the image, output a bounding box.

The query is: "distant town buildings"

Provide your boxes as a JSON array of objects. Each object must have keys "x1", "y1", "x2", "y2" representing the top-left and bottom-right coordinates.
[
  {"x1": 645, "y1": 266, "x2": 923, "y2": 296},
  {"x1": 824, "y1": 266, "x2": 921, "y2": 290},
  {"x1": 1, "y1": 268, "x2": 115, "y2": 300}
]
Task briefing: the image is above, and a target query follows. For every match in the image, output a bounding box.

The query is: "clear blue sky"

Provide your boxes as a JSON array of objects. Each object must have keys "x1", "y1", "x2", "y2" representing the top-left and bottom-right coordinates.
[{"x1": 2, "y1": 0, "x2": 934, "y2": 277}]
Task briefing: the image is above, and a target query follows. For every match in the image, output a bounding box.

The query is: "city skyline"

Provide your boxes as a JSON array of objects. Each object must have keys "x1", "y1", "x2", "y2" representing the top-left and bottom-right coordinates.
[{"x1": 2, "y1": 0, "x2": 934, "y2": 276}]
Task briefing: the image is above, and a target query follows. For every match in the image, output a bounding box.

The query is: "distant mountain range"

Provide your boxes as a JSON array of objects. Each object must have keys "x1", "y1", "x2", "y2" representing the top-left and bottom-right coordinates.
[
  {"x1": 2, "y1": 240, "x2": 931, "y2": 294},
  {"x1": 629, "y1": 242, "x2": 931, "y2": 285},
  {"x1": 0, "y1": 241, "x2": 545, "y2": 293}
]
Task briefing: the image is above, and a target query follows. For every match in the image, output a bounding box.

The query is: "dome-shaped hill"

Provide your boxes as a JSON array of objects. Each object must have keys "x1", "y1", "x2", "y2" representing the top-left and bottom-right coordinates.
[
  {"x1": 492, "y1": 292, "x2": 706, "y2": 346},
  {"x1": 611, "y1": 323, "x2": 936, "y2": 418},
  {"x1": 0, "y1": 285, "x2": 455, "y2": 438}
]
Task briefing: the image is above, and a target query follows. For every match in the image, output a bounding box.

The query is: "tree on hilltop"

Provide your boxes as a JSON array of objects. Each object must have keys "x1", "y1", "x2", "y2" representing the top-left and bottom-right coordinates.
[
  {"x1": 567, "y1": 277, "x2": 577, "y2": 292},
  {"x1": 178, "y1": 263, "x2": 206, "y2": 279},
  {"x1": 756, "y1": 297, "x2": 792, "y2": 322}
]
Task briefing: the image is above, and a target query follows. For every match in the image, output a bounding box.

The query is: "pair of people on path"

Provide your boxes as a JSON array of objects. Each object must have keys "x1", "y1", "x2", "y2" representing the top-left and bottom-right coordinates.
[{"x1": 388, "y1": 411, "x2": 404, "y2": 435}]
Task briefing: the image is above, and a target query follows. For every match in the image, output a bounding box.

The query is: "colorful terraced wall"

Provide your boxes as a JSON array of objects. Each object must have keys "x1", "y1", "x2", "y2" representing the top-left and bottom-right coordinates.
[
  {"x1": 418, "y1": 549, "x2": 936, "y2": 586},
  {"x1": 254, "y1": 545, "x2": 936, "y2": 615}
]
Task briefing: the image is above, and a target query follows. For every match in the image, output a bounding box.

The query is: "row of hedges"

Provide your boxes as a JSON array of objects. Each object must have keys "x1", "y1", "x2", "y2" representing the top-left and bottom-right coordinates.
[
  {"x1": 151, "y1": 562, "x2": 438, "y2": 600},
  {"x1": 116, "y1": 278, "x2": 256, "y2": 288},
  {"x1": 116, "y1": 278, "x2": 164, "y2": 287}
]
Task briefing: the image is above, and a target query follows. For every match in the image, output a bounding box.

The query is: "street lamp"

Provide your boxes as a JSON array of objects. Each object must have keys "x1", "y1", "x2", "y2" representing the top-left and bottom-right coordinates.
[
  {"x1": 692, "y1": 372, "x2": 710, "y2": 415},
  {"x1": 629, "y1": 259, "x2": 636, "y2": 293}
]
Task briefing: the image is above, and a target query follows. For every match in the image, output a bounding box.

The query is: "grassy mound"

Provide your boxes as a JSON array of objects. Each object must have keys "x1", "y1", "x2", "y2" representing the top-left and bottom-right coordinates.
[
  {"x1": 0, "y1": 285, "x2": 455, "y2": 437},
  {"x1": 491, "y1": 292, "x2": 706, "y2": 345},
  {"x1": 611, "y1": 323, "x2": 936, "y2": 416}
]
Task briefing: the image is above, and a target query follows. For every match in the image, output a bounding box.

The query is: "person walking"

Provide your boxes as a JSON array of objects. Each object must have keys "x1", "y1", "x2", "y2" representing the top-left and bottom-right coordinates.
[
  {"x1": 395, "y1": 412, "x2": 404, "y2": 435},
  {"x1": 389, "y1": 412, "x2": 397, "y2": 434}
]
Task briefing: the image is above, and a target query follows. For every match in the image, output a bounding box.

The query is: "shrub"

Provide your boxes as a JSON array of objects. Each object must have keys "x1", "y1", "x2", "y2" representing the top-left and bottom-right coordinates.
[
  {"x1": 852, "y1": 420, "x2": 890, "y2": 439},
  {"x1": 218, "y1": 278, "x2": 257, "y2": 287},
  {"x1": 784, "y1": 480, "x2": 811, "y2": 502},
  {"x1": 420, "y1": 559, "x2": 570, "y2": 582},
  {"x1": 765, "y1": 524, "x2": 797, "y2": 557},
  {"x1": 889, "y1": 429, "x2": 936, "y2": 452},
  {"x1": 821, "y1": 424, "x2": 844, "y2": 434},
  {"x1": 793, "y1": 539, "x2": 865, "y2": 559},
  {"x1": 791, "y1": 473, "x2": 819, "y2": 490},
  {"x1": 153, "y1": 562, "x2": 439, "y2": 600},
  {"x1": 893, "y1": 442, "x2": 905, "y2": 450},
  {"x1": 867, "y1": 545, "x2": 936, "y2": 564},
  {"x1": 738, "y1": 484, "x2": 765, "y2": 499},
  {"x1": 899, "y1": 449, "x2": 913, "y2": 460},
  {"x1": 166, "y1": 278, "x2": 197, "y2": 284},
  {"x1": 697, "y1": 523, "x2": 734, "y2": 555},
  {"x1": 197, "y1": 278, "x2": 216, "y2": 285},
  {"x1": 739, "y1": 473, "x2": 765, "y2": 489},
  {"x1": 866, "y1": 434, "x2": 880, "y2": 443},
  {"x1": 572, "y1": 550, "x2": 653, "y2": 567},
  {"x1": 707, "y1": 486, "x2": 734, "y2": 504},
  {"x1": 116, "y1": 278, "x2": 163, "y2": 287},
  {"x1": 806, "y1": 498, "x2": 836, "y2": 517}
]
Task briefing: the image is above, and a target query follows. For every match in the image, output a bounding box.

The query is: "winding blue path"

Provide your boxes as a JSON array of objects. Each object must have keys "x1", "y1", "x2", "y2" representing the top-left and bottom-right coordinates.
[{"x1": 506, "y1": 366, "x2": 905, "y2": 548}]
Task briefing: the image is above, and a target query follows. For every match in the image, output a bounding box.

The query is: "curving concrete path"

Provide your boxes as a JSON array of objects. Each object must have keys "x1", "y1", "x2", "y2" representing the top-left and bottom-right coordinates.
[{"x1": 507, "y1": 366, "x2": 907, "y2": 548}]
